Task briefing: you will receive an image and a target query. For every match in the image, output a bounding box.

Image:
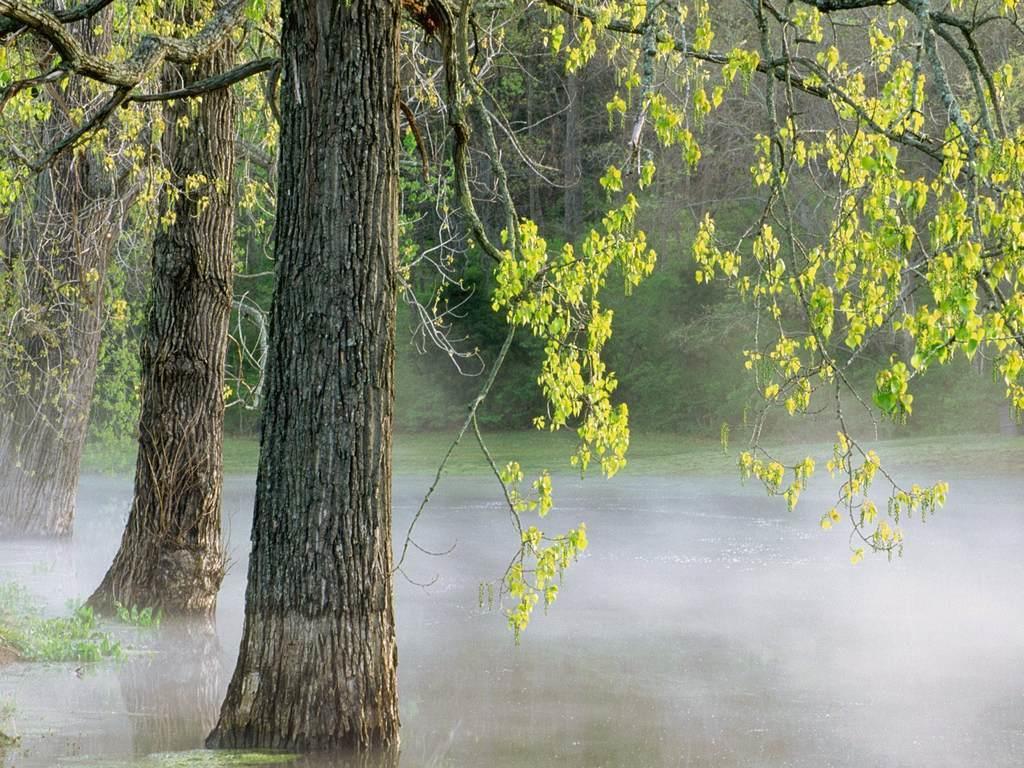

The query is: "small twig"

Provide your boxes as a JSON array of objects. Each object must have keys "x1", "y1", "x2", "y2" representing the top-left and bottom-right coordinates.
[
  {"x1": 399, "y1": 100, "x2": 430, "y2": 181},
  {"x1": 393, "y1": 326, "x2": 516, "y2": 574}
]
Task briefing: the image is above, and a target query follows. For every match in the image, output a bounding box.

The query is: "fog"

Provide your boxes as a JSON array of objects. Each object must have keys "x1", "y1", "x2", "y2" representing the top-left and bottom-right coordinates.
[{"x1": 2, "y1": 463, "x2": 1023, "y2": 767}]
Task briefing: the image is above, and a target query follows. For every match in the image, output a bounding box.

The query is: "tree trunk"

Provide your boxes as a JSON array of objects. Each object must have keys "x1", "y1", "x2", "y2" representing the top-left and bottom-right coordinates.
[
  {"x1": 0, "y1": 348, "x2": 101, "y2": 536},
  {"x1": 89, "y1": 30, "x2": 235, "y2": 615},
  {"x1": 562, "y1": 19, "x2": 582, "y2": 241},
  {"x1": 525, "y1": 57, "x2": 543, "y2": 227},
  {"x1": 208, "y1": 0, "x2": 401, "y2": 752},
  {"x1": 0, "y1": 12, "x2": 119, "y2": 538}
]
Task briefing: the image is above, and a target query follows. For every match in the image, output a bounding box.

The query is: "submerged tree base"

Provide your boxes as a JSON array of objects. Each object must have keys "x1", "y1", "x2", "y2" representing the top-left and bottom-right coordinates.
[
  {"x1": 88, "y1": 542, "x2": 224, "y2": 619},
  {"x1": 207, "y1": 613, "x2": 400, "y2": 753}
]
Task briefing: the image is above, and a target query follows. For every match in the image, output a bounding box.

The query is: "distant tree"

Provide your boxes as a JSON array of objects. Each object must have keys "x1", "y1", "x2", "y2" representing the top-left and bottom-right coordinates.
[
  {"x1": 0, "y1": 9, "x2": 125, "y2": 536},
  {"x1": 89, "y1": 1, "x2": 237, "y2": 616}
]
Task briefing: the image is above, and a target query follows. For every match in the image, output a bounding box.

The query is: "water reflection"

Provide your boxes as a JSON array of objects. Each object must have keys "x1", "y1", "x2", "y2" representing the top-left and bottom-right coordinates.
[{"x1": 117, "y1": 620, "x2": 223, "y2": 755}]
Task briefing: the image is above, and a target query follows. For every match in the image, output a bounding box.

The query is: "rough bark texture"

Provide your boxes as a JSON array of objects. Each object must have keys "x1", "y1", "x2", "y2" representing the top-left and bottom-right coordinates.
[
  {"x1": 89, "y1": 30, "x2": 235, "y2": 616},
  {"x1": 208, "y1": 0, "x2": 401, "y2": 751},
  {"x1": 0, "y1": 12, "x2": 119, "y2": 538}
]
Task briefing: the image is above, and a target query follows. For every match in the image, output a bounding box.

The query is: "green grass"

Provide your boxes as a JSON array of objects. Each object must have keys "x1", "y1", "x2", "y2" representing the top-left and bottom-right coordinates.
[
  {"x1": 80, "y1": 431, "x2": 741, "y2": 477},
  {"x1": 82, "y1": 429, "x2": 1024, "y2": 479},
  {"x1": 397, "y1": 429, "x2": 732, "y2": 476},
  {"x1": 840, "y1": 433, "x2": 1024, "y2": 474}
]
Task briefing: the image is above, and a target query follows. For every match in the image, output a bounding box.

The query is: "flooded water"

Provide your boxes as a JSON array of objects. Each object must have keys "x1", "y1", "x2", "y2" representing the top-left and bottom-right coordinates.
[{"x1": 1, "y1": 463, "x2": 1023, "y2": 767}]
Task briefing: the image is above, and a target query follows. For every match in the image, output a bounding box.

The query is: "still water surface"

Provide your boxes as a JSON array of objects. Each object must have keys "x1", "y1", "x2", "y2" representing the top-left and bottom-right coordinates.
[{"x1": 1, "y1": 466, "x2": 1023, "y2": 767}]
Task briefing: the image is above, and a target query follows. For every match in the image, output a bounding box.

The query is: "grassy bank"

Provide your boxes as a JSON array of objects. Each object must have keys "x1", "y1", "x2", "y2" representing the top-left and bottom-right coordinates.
[{"x1": 82, "y1": 429, "x2": 1024, "y2": 478}]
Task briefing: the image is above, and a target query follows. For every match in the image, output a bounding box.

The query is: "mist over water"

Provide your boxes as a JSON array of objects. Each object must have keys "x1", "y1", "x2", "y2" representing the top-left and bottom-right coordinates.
[{"x1": 1, "y1": 464, "x2": 1023, "y2": 767}]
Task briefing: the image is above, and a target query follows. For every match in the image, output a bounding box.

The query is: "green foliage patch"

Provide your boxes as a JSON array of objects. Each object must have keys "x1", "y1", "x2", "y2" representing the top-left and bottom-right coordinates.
[
  {"x1": 113, "y1": 601, "x2": 162, "y2": 629},
  {"x1": 0, "y1": 582, "x2": 121, "y2": 663}
]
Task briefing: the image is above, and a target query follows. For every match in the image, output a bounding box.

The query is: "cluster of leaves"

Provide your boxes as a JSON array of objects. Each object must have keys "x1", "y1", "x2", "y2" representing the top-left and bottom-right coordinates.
[
  {"x1": 675, "y1": 1, "x2": 1024, "y2": 556},
  {"x1": 448, "y1": 0, "x2": 1022, "y2": 581},
  {"x1": 492, "y1": 201, "x2": 655, "y2": 477},
  {"x1": 821, "y1": 432, "x2": 947, "y2": 562},
  {"x1": 496, "y1": 461, "x2": 588, "y2": 642}
]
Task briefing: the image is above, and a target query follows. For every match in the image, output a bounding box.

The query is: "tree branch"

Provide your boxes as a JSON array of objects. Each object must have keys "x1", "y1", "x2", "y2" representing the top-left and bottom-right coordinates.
[
  {"x1": 0, "y1": 0, "x2": 246, "y2": 87},
  {"x1": 29, "y1": 86, "x2": 129, "y2": 172},
  {"x1": 0, "y1": 66, "x2": 67, "y2": 113},
  {"x1": 128, "y1": 56, "x2": 278, "y2": 102},
  {"x1": 1, "y1": 1, "x2": 259, "y2": 171},
  {"x1": 0, "y1": 0, "x2": 115, "y2": 38},
  {"x1": 541, "y1": 0, "x2": 830, "y2": 99}
]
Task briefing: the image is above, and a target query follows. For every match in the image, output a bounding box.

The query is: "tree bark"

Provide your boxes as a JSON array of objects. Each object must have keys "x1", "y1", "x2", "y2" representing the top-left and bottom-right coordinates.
[
  {"x1": 562, "y1": 18, "x2": 582, "y2": 241},
  {"x1": 89, "y1": 27, "x2": 235, "y2": 615},
  {"x1": 0, "y1": 345, "x2": 102, "y2": 537},
  {"x1": 208, "y1": 0, "x2": 401, "y2": 752},
  {"x1": 525, "y1": 56, "x2": 543, "y2": 227},
  {"x1": 0, "y1": 11, "x2": 119, "y2": 538}
]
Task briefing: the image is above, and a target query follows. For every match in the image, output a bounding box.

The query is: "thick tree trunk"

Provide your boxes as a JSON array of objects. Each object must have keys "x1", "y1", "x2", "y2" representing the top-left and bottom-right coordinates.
[
  {"x1": 208, "y1": 0, "x2": 401, "y2": 752},
  {"x1": 89, "y1": 34, "x2": 235, "y2": 615},
  {"x1": 0, "y1": 13, "x2": 119, "y2": 538}
]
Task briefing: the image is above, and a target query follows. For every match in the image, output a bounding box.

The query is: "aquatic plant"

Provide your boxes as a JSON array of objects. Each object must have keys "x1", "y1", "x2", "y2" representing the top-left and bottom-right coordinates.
[
  {"x1": 114, "y1": 601, "x2": 163, "y2": 629},
  {"x1": 0, "y1": 582, "x2": 121, "y2": 663}
]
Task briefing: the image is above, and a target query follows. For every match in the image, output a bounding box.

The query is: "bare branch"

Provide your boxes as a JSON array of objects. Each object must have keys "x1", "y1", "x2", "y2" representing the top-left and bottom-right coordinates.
[
  {"x1": 394, "y1": 327, "x2": 516, "y2": 575},
  {"x1": 29, "y1": 86, "x2": 129, "y2": 172},
  {"x1": 0, "y1": 66, "x2": 67, "y2": 113},
  {"x1": 129, "y1": 56, "x2": 278, "y2": 103}
]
